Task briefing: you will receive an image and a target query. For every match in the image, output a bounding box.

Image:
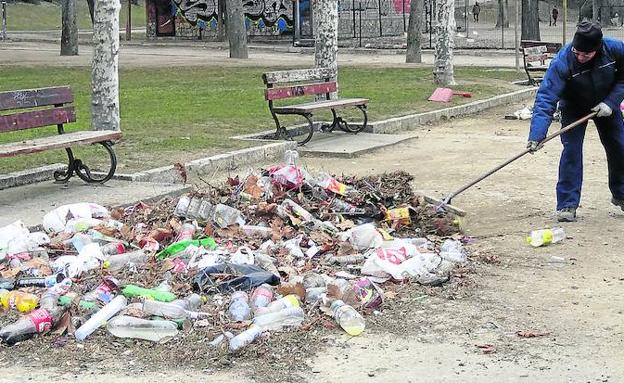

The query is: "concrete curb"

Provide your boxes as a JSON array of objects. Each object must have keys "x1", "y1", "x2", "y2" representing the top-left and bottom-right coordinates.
[
  {"x1": 366, "y1": 87, "x2": 537, "y2": 134},
  {"x1": 0, "y1": 164, "x2": 66, "y2": 190}
]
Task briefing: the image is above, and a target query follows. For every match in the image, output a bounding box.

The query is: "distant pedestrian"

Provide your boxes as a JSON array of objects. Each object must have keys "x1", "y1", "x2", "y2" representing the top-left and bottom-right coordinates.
[
  {"x1": 551, "y1": 7, "x2": 559, "y2": 26},
  {"x1": 472, "y1": 2, "x2": 480, "y2": 22}
]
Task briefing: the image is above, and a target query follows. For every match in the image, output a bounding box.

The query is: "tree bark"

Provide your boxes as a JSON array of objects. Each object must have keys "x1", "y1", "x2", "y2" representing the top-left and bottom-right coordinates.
[
  {"x1": 92, "y1": 0, "x2": 120, "y2": 131},
  {"x1": 225, "y1": 0, "x2": 248, "y2": 58},
  {"x1": 61, "y1": 0, "x2": 78, "y2": 55},
  {"x1": 521, "y1": 0, "x2": 540, "y2": 40},
  {"x1": 314, "y1": 0, "x2": 338, "y2": 98},
  {"x1": 406, "y1": 0, "x2": 424, "y2": 63},
  {"x1": 433, "y1": 0, "x2": 455, "y2": 85}
]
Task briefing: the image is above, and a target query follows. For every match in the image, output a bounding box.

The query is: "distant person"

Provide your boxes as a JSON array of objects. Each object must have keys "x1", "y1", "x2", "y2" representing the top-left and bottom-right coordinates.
[
  {"x1": 551, "y1": 7, "x2": 559, "y2": 26},
  {"x1": 472, "y1": 2, "x2": 480, "y2": 22}
]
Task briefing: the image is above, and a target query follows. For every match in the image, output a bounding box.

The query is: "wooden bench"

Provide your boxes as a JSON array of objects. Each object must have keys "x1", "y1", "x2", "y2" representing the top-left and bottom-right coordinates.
[
  {"x1": 521, "y1": 40, "x2": 562, "y2": 86},
  {"x1": 262, "y1": 67, "x2": 369, "y2": 145},
  {"x1": 0, "y1": 86, "x2": 121, "y2": 184}
]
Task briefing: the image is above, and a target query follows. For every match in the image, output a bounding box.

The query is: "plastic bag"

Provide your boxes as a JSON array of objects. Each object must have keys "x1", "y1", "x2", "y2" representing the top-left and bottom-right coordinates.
[
  {"x1": 193, "y1": 262, "x2": 280, "y2": 293},
  {"x1": 439, "y1": 239, "x2": 467, "y2": 263},
  {"x1": 231, "y1": 246, "x2": 255, "y2": 265},
  {"x1": 268, "y1": 165, "x2": 304, "y2": 190},
  {"x1": 0, "y1": 221, "x2": 51, "y2": 261},
  {"x1": 341, "y1": 223, "x2": 383, "y2": 251},
  {"x1": 361, "y1": 244, "x2": 448, "y2": 284},
  {"x1": 43, "y1": 203, "x2": 109, "y2": 233}
]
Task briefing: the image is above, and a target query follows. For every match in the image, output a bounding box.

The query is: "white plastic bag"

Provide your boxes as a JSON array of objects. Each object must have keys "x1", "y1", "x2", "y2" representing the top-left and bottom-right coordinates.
[
  {"x1": 0, "y1": 221, "x2": 51, "y2": 261},
  {"x1": 231, "y1": 246, "x2": 255, "y2": 265},
  {"x1": 43, "y1": 203, "x2": 110, "y2": 233},
  {"x1": 341, "y1": 223, "x2": 383, "y2": 251},
  {"x1": 439, "y1": 239, "x2": 467, "y2": 263}
]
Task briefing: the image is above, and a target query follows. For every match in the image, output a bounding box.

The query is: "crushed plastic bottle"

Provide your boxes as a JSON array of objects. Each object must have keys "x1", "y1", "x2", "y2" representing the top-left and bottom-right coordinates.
[
  {"x1": 229, "y1": 324, "x2": 263, "y2": 352},
  {"x1": 171, "y1": 293, "x2": 203, "y2": 311},
  {"x1": 253, "y1": 306, "x2": 304, "y2": 331},
  {"x1": 283, "y1": 149, "x2": 299, "y2": 166},
  {"x1": 107, "y1": 316, "x2": 179, "y2": 342},
  {"x1": 265, "y1": 294, "x2": 300, "y2": 313},
  {"x1": 103, "y1": 250, "x2": 147, "y2": 271},
  {"x1": 82, "y1": 277, "x2": 120, "y2": 305},
  {"x1": 250, "y1": 284, "x2": 273, "y2": 312},
  {"x1": 228, "y1": 291, "x2": 252, "y2": 321},
  {"x1": 142, "y1": 299, "x2": 206, "y2": 320},
  {"x1": 0, "y1": 305, "x2": 67, "y2": 345},
  {"x1": 331, "y1": 300, "x2": 365, "y2": 336},
  {"x1": 527, "y1": 227, "x2": 565, "y2": 247},
  {"x1": 213, "y1": 204, "x2": 245, "y2": 228},
  {"x1": 121, "y1": 285, "x2": 176, "y2": 302},
  {"x1": 75, "y1": 295, "x2": 127, "y2": 341}
]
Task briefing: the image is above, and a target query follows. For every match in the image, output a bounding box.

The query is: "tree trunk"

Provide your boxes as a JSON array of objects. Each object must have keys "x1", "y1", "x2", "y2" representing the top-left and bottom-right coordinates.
[
  {"x1": 433, "y1": 0, "x2": 455, "y2": 86},
  {"x1": 217, "y1": 0, "x2": 226, "y2": 42},
  {"x1": 61, "y1": 0, "x2": 78, "y2": 55},
  {"x1": 314, "y1": 0, "x2": 338, "y2": 98},
  {"x1": 92, "y1": 0, "x2": 120, "y2": 131},
  {"x1": 406, "y1": 0, "x2": 424, "y2": 63},
  {"x1": 225, "y1": 0, "x2": 248, "y2": 58},
  {"x1": 521, "y1": 0, "x2": 540, "y2": 40}
]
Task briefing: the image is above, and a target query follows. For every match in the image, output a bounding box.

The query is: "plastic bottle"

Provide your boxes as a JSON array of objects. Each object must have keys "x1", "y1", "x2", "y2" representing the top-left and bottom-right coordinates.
[
  {"x1": 0, "y1": 279, "x2": 14, "y2": 290},
  {"x1": 70, "y1": 233, "x2": 92, "y2": 252},
  {"x1": 0, "y1": 305, "x2": 66, "y2": 345},
  {"x1": 87, "y1": 229, "x2": 120, "y2": 244},
  {"x1": 250, "y1": 284, "x2": 273, "y2": 312},
  {"x1": 40, "y1": 278, "x2": 73, "y2": 310},
  {"x1": 331, "y1": 300, "x2": 365, "y2": 336},
  {"x1": 330, "y1": 199, "x2": 366, "y2": 215},
  {"x1": 0, "y1": 290, "x2": 39, "y2": 313},
  {"x1": 241, "y1": 225, "x2": 273, "y2": 239},
  {"x1": 107, "y1": 315, "x2": 179, "y2": 342},
  {"x1": 283, "y1": 150, "x2": 299, "y2": 166},
  {"x1": 527, "y1": 227, "x2": 565, "y2": 247},
  {"x1": 229, "y1": 324, "x2": 263, "y2": 352},
  {"x1": 142, "y1": 299, "x2": 205, "y2": 320},
  {"x1": 83, "y1": 277, "x2": 120, "y2": 305},
  {"x1": 228, "y1": 291, "x2": 252, "y2": 321},
  {"x1": 171, "y1": 293, "x2": 203, "y2": 311},
  {"x1": 213, "y1": 204, "x2": 245, "y2": 228},
  {"x1": 103, "y1": 250, "x2": 147, "y2": 271},
  {"x1": 174, "y1": 223, "x2": 196, "y2": 242},
  {"x1": 121, "y1": 285, "x2": 176, "y2": 302},
  {"x1": 174, "y1": 195, "x2": 192, "y2": 217},
  {"x1": 253, "y1": 307, "x2": 304, "y2": 331},
  {"x1": 100, "y1": 242, "x2": 126, "y2": 256},
  {"x1": 75, "y1": 295, "x2": 127, "y2": 341},
  {"x1": 280, "y1": 199, "x2": 314, "y2": 222},
  {"x1": 156, "y1": 238, "x2": 217, "y2": 260},
  {"x1": 15, "y1": 273, "x2": 65, "y2": 288},
  {"x1": 305, "y1": 287, "x2": 327, "y2": 304},
  {"x1": 58, "y1": 293, "x2": 98, "y2": 311},
  {"x1": 265, "y1": 294, "x2": 300, "y2": 313}
]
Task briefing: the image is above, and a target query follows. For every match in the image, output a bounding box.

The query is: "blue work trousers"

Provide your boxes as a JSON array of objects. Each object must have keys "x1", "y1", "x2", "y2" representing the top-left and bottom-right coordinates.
[{"x1": 557, "y1": 111, "x2": 624, "y2": 210}]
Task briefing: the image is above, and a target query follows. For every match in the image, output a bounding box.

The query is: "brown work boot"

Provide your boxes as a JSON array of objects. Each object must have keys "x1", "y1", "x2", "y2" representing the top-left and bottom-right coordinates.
[
  {"x1": 611, "y1": 197, "x2": 624, "y2": 212},
  {"x1": 556, "y1": 207, "x2": 577, "y2": 222}
]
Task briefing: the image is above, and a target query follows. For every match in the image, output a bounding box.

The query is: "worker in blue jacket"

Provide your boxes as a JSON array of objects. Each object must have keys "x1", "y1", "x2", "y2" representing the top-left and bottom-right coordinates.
[{"x1": 527, "y1": 21, "x2": 624, "y2": 222}]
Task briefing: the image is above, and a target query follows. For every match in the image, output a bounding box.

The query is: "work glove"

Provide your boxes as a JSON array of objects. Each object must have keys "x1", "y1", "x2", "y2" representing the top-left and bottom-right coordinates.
[
  {"x1": 591, "y1": 102, "x2": 612, "y2": 118},
  {"x1": 526, "y1": 140, "x2": 542, "y2": 152}
]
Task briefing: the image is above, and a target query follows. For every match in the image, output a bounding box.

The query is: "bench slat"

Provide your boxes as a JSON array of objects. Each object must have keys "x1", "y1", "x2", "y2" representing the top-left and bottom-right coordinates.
[
  {"x1": 263, "y1": 67, "x2": 337, "y2": 85},
  {"x1": 272, "y1": 98, "x2": 368, "y2": 114},
  {"x1": 265, "y1": 82, "x2": 337, "y2": 101},
  {"x1": 0, "y1": 130, "x2": 122, "y2": 158},
  {"x1": 0, "y1": 87, "x2": 73, "y2": 112},
  {"x1": 0, "y1": 106, "x2": 76, "y2": 133}
]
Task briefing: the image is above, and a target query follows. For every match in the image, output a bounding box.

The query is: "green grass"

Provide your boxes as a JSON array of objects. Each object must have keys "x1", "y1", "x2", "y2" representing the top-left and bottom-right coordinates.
[
  {"x1": 4, "y1": 1, "x2": 145, "y2": 31},
  {"x1": 0, "y1": 66, "x2": 524, "y2": 173}
]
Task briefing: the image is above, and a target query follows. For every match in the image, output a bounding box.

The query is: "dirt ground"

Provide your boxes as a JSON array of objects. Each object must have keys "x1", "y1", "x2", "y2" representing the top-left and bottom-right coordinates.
[{"x1": 1, "y1": 104, "x2": 622, "y2": 382}]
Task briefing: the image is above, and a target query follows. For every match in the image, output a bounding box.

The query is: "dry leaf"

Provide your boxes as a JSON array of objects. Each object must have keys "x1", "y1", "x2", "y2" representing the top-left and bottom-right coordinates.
[
  {"x1": 257, "y1": 202, "x2": 278, "y2": 215},
  {"x1": 309, "y1": 230, "x2": 333, "y2": 244},
  {"x1": 276, "y1": 282, "x2": 306, "y2": 300},
  {"x1": 475, "y1": 344, "x2": 496, "y2": 354},
  {"x1": 244, "y1": 175, "x2": 263, "y2": 200},
  {"x1": 51, "y1": 311, "x2": 72, "y2": 336},
  {"x1": 336, "y1": 242, "x2": 356, "y2": 257},
  {"x1": 227, "y1": 175, "x2": 240, "y2": 186},
  {"x1": 516, "y1": 330, "x2": 550, "y2": 338},
  {"x1": 174, "y1": 162, "x2": 188, "y2": 184}
]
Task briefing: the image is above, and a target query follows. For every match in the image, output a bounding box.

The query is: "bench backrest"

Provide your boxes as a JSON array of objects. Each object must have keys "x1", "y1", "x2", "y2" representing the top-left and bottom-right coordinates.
[
  {"x1": 262, "y1": 67, "x2": 337, "y2": 101},
  {"x1": 521, "y1": 40, "x2": 562, "y2": 66},
  {"x1": 0, "y1": 86, "x2": 76, "y2": 133}
]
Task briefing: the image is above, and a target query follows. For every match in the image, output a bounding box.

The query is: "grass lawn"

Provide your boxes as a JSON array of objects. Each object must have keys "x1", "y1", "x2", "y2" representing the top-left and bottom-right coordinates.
[
  {"x1": 0, "y1": 66, "x2": 524, "y2": 174},
  {"x1": 4, "y1": 0, "x2": 145, "y2": 31}
]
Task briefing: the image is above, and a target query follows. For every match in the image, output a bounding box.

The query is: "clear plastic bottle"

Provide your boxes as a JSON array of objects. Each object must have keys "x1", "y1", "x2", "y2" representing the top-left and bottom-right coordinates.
[
  {"x1": 107, "y1": 315, "x2": 179, "y2": 342},
  {"x1": 527, "y1": 227, "x2": 565, "y2": 247},
  {"x1": 330, "y1": 300, "x2": 365, "y2": 336},
  {"x1": 265, "y1": 294, "x2": 300, "y2": 313},
  {"x1": 0, "y1": 305, "x2": 66, "y2": 345},
  {"x1": 142, "y1": 299, "x2": 205, "y2": 320},
  {"x1": 250, "y1": 284, "x2": 273, "y2": 312},
  {"x1": 252, "y1": 307, "x2": 304, "y2": 331},
  {"x1": 171, "y1": 293, "x2": 203, "y2": 311},
  {"x1": 305, "y1": 287, "x2": 327, "y2": 304},
  {"x1": 15, "y1": 274, "x2": 65, "y2": 289},
  {"x1": 241, "y1": 225, "x2": 273, "y2": 239},
  {"x1": 0, "y1": 290, "x2": 39, "y2": 313},
  {"x1": 103, "y1": 250, "x2": 147, "y2": 271},
  {"x1": 283, "y1": 150, "x2": 299, "y2": 166},
  {"x1": 100, "y1": 242, "x2": 126, "y2": 256},
  {"x1": 229, "y1": 324, "x2": 263, "y2": 352},
  {"x1": 174, "y1": 223, "x2": 196, "y2": 242},
  {"x1": 213, "y1": 204, "x2": 245, "y2": 228},
  {"x1": 228, "y1": 291, "x2": 252, "y2": 321},
  {"x1": 82, "y1": 277, "x2": 120, "y2": 305},
  {"x1": 75, "y1": 295, "x2": 127, "y2": 341}
]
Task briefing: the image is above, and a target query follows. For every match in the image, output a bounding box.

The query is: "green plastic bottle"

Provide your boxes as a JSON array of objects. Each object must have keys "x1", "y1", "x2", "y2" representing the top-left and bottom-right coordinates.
[
  {"x1": 156, "y1": 237, "x2": 217, "y2": 260},
  {"x1": 121, "y1": 285, "x2": 177, "y2": 302},
  {"x1": 58, "y1": 295, "x2": 98, "y2": 310}
]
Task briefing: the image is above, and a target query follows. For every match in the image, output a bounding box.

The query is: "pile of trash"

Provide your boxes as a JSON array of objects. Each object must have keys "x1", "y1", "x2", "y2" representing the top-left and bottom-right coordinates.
[{"x1": 0, "y1": 151, "x2": 467, "y2": 352}]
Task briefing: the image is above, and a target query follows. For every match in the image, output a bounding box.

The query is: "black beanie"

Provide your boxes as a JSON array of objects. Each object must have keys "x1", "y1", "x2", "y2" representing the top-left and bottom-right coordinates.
[{"x1": 572, "y1": 21, "x2": 603, "y2": 52}]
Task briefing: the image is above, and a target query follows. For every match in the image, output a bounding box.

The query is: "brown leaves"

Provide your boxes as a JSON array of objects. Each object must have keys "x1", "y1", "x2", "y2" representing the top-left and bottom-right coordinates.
[
  {"x1": 174, "y1": 162, "x2": 188, "y2": 184},
  {"x1": 276, "y1": 282, "x2": 306, "y2": 300},
  {"x1": 516, "y1": 330, "x2": 550, "y2": 338},
  {"x1": 475, "y1": 343, "x2": 496, "y2": 354},
  {"x1": 244, "y1": 175, "x2": 264, "y2": 200}
]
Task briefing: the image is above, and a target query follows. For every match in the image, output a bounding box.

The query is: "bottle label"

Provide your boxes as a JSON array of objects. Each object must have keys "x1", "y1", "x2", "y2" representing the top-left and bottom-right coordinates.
[{"x1": 28, "y1": 309, "x2": 53, "y2": 333}]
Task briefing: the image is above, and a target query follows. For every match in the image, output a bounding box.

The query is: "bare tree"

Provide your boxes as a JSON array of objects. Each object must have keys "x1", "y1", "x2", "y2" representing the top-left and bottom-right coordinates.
[
  {"x1": 433, "y1": 0, "x2": 456, "y2": 85},
  {"x1": 521, "y1": 0, "x2": 540, "y2": 40},
  {"x1": 406, "y1": 0, "x2": 424, "y2": 63},
  {"x1": 92, "y1": 0, "x2": 120, "y2": 131},
  {"x1": 61, "y1": 0, "x2": 78, "y2": 55},
  {"x1": 225, "y1": 0, "x2": 248, "y2": 58}
]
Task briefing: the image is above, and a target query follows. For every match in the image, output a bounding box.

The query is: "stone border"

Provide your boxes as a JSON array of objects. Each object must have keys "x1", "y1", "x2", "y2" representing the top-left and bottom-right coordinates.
[{"x1": 0, "y1": 164, "x2": 66, "y2": 190}]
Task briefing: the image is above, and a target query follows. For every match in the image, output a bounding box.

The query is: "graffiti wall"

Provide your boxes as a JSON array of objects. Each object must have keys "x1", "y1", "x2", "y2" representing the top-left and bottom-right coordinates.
[{"x1": 146, "y1": 0, "x2": 295, "y2": 39}]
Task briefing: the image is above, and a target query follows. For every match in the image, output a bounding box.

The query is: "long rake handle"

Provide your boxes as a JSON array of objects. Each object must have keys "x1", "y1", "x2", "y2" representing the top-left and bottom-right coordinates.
[{"x1": 443, "y1": 112, "x2": 597, "y2": 204}]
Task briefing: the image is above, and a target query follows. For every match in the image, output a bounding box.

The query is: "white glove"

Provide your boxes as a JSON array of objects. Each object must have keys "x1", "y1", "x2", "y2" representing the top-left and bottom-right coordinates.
[{"x1": 592, "y1": 102, "x2": 612, "y2": 118}]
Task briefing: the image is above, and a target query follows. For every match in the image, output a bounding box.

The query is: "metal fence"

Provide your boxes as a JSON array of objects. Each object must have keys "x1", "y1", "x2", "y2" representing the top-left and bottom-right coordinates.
[{"x1": 297, "y1": 0, "x2": 624, "y2": 49}]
